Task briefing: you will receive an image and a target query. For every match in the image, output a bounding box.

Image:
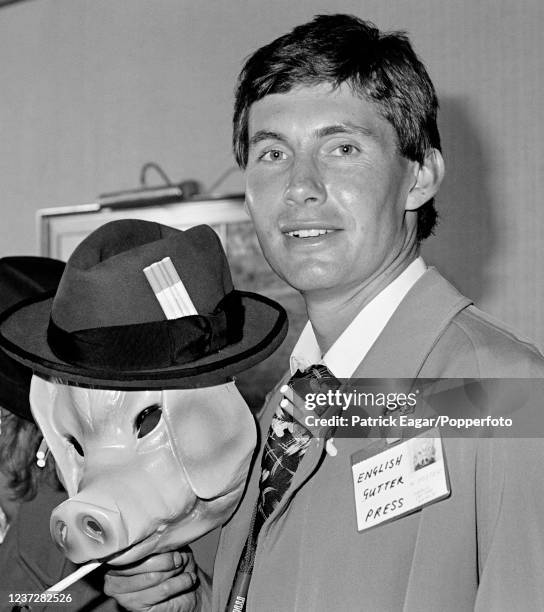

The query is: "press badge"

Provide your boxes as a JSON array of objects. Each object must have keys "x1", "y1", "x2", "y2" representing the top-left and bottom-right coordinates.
[{"x1": 351, "y1": 428, "x2": 450, "y2": 531}]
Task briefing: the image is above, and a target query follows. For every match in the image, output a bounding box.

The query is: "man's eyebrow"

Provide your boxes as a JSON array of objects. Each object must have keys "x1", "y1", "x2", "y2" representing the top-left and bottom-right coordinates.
[
  {"x1": 248, "y1": 130, "x2": 287, "y2": 148},
  {"x1": 248, "y1": 123, "x2": 378, "y2": 148},
  {"x1": 316, "y1": 123, "x2": 377, "y2": 140}
]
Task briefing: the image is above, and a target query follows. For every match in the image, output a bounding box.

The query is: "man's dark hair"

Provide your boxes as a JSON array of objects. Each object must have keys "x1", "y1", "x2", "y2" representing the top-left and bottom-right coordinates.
[{"x1": 233, "y1": 14, "x2": 441, "y2": 240}]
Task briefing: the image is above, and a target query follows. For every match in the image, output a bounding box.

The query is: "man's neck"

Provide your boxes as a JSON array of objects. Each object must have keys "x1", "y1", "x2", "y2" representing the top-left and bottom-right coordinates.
[{"x1": 304, "y1": 253, "x2": 419, "y2": 354}]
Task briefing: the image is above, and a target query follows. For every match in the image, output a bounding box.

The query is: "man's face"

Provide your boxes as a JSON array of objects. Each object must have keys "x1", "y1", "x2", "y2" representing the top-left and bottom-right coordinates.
[{"x1": 245, "y1": 83, "x2": 419, "y2": 296}]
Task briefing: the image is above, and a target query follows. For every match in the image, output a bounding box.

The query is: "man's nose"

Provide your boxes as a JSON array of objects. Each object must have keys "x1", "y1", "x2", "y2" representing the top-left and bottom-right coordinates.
[{"x1": 284, "y1": 157, "x2": 326, "y2": 206}]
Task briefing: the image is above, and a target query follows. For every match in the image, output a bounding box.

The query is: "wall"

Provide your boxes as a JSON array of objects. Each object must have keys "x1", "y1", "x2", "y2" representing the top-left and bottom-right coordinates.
[{"x1": 0, "y1": 0, "x2": 543, "y2": 347}]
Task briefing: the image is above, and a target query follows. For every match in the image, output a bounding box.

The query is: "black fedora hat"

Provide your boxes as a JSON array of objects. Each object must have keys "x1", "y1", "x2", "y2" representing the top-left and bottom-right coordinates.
[
  {"x1": 0, "y1": 256, "x2": 65, "y2": 420},
  {"x1": 0, "y1": 220, "x2": 287, "y2": 390}
]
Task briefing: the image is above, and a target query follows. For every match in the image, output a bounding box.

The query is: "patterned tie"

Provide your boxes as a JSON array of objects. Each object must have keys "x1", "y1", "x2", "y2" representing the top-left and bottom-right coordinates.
[{"x1": 226, "y1": 364, "x2": 341, "y2": 612}]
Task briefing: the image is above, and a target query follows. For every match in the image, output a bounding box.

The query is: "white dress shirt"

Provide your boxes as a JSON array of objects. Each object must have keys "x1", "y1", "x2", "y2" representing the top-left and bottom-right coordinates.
[{"x1": 290, "y1": 257, "x2": 427, "y2": 378}]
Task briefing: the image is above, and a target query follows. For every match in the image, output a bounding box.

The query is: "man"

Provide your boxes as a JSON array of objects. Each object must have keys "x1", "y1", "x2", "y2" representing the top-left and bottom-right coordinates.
[{"x1": 107, "y1": 14, "x2": 544, "y2": 611}]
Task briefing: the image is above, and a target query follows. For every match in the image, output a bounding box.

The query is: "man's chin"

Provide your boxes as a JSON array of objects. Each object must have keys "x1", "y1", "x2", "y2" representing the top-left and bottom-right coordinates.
[{"x1": 283, "y1": 271, "x2": 345, "y2": 295}]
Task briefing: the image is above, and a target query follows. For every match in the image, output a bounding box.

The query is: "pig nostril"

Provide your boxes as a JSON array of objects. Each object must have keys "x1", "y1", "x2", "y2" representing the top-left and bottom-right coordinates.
[
  {"x1": 82, "y1": 515, "x2": 106, "y2": 544},
  {"x1": 55, "y1": 520, "x2": 68, "y2": 546}
]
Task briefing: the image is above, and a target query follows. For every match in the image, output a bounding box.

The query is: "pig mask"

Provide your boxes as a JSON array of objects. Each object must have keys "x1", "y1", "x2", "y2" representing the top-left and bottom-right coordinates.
[
  {"x1": 0, "y1": 221, "x2": 287, "y2": 565},
  {"x1": 30, "y1": 375, "x2": 256, "y2": 565}
]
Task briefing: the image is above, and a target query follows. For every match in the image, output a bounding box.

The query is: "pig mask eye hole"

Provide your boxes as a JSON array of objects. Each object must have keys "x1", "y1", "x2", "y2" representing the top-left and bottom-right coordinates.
[
  {"x1": 135, "y1": 404, "x2": 162, "y2": 438},
  {"x1": 67, "y1": 435, "x2": 84, "y2": 457}
]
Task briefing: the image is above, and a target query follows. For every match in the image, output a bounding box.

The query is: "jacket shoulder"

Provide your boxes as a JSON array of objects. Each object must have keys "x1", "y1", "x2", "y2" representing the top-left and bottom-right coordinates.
[{"x1": 423, "y1": 305, "x2": 544, "y2": 377}]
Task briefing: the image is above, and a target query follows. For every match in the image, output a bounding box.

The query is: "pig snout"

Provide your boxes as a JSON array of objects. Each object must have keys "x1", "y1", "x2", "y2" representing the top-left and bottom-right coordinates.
[{"x1": 50, "y1": 498, "x2": 129, "y2": 563}]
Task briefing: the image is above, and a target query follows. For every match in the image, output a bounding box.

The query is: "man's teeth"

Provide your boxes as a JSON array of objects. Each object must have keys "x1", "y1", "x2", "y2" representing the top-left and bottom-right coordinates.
[{"x1": 287, "y1": 229, "x2": 334, "y2": 238}]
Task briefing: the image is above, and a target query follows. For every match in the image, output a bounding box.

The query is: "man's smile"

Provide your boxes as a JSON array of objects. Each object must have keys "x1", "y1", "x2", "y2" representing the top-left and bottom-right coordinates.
[
  {"x1": 279, "y1": 220, "x2": 342, "y2": 241},
  {"x1": 285, "y1": 229, "x2": 335, "y2": 238}
]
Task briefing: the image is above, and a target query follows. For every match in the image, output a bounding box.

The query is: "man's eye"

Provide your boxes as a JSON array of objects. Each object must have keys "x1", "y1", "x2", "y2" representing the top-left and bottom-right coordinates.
[
  {"x1": 259, "y1": 149, "x2": 288, "y2": 162},
  {"x1": 331, "y1": 144, "x2": 359, "y2": 156}
]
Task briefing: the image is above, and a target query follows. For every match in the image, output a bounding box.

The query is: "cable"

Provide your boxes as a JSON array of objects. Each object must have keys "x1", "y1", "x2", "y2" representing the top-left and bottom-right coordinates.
[{"x1": 139, "y1": 162, "x2": 173, "y2": 187}]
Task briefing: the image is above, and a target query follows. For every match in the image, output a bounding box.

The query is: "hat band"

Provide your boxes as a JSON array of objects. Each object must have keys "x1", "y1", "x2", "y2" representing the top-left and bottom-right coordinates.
[{"x1": 46, "y1": 292, "x2": 244, "y2": 372}]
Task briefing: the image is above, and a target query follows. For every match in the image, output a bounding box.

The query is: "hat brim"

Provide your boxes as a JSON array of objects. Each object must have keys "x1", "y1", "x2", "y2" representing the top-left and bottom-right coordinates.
[
  {"x1": 0, "y1": 347, "x2": 33, "y2": 420},
  {"x1": 0, "y1": 291, "x2": 287, "y2": 390}
]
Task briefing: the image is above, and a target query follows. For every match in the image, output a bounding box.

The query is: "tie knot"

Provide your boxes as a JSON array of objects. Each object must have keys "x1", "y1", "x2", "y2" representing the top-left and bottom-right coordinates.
[{"x1": 285, "y1": 363, "x2": 342, "y2": 417}]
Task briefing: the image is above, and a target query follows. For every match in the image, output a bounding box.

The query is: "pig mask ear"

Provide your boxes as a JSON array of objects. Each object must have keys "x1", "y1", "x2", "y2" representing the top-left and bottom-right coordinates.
[
  {"x1": 162, "y1": 383, "x2": 256, "y2": 500},
  {"x1": 29, "y1": 375, "x2": 82, "y2": 497}
]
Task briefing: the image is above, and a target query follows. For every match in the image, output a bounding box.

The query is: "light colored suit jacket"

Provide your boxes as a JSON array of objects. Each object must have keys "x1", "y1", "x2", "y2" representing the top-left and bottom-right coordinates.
[{"x1": 211, "y1": 269, "x2": 544, "y2": 611}]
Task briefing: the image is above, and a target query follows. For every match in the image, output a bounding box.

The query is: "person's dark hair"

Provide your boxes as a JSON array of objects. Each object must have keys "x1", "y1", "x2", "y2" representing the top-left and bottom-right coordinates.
[
  {"x1": 233, "y1": 14, "x2": 441, "y2": 241},
  {"x1": 0, "y1": 407, "x2": 59, "y2": 502}
]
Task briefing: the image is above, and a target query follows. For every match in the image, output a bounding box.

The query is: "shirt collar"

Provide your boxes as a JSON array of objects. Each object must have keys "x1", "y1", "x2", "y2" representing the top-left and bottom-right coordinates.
[{"x1": 290, "y1": 257, "x2": 427, "y2": 377}]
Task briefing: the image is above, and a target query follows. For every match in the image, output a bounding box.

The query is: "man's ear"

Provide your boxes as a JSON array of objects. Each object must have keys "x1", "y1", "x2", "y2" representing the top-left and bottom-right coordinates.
[{"x1": 405, "y1": 148, "x2": 445, "y2": 211}]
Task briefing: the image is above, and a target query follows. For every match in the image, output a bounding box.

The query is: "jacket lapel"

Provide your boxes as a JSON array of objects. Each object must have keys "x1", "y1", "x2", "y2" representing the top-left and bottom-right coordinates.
[{"x1": 352, "y1": 268, "x2": 472, "y2": 379}]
